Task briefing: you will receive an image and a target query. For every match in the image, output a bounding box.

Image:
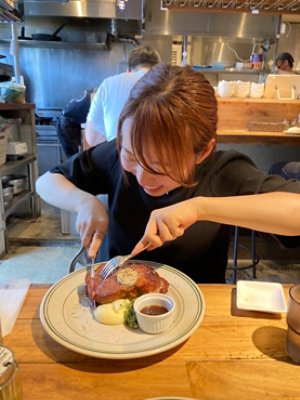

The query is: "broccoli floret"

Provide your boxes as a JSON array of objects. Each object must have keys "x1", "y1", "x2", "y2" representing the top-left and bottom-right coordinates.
[{"x1": 124, "y1": 300, "x2": 138, "y2": 329}]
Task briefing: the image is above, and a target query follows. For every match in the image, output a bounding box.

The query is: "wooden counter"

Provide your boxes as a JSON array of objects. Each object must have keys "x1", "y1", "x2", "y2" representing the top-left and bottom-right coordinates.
[
  {"x1": 217, "y1": 129, "x2": 300, "y2": 144},
  {"x1": 217, "y1": 98, "x2": 300, "y2": 131},
  {"x1": 3, "y1": 284, "x2": 299, "y2": 400}
]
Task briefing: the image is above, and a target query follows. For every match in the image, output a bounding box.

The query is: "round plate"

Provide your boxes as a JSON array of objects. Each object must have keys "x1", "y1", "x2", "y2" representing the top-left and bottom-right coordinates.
[
  {"x1": 144, "y1": 398, "x2": 198, "y2": 400},
  {"x1": 40, "y1": 261, "x2": 205, "y2": 359}
]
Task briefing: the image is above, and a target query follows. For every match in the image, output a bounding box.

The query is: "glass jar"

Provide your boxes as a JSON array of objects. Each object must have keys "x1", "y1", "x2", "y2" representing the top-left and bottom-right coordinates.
[{"x1": 0, "y1": 346, "x2": 23, "y2": 400}]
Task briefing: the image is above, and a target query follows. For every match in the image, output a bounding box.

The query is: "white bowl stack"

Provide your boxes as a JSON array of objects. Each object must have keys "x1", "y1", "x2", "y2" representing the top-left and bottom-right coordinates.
[
  {"x1": 249, "y1": 82, "x2": 265, "y2": 98},
  {"x1": 217, "y1": 80, "x2": 235, "y2": 98},
  {"x1": 234, "y1": 80, "x2": 250, "y2": 98}
]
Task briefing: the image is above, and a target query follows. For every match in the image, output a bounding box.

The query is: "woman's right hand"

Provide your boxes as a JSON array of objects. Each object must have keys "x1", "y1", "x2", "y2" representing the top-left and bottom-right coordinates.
[{"x1": 75, "y1": 196, "x2": 109, "y2": 259}]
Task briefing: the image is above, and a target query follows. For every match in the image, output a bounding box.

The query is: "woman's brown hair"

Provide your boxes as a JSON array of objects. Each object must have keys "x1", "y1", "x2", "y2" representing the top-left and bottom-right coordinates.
[{"x1": 117, "y1": 64, "x2": 218, "y2": 186}]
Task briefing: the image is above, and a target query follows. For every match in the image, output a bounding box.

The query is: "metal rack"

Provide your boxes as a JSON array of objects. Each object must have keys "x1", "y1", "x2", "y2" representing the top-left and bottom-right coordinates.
[
  {"x1": 0, "y1": 103, "x2": 40, "y2": 255},
  {"x1": 161, "y1": 0, "x2": 300, "y2": 13}
]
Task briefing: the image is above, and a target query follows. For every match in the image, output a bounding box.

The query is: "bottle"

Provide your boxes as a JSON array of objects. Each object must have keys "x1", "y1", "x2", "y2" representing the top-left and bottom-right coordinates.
[{"x1": 0, "y1": 346, "x2": 23, "y2": 400}]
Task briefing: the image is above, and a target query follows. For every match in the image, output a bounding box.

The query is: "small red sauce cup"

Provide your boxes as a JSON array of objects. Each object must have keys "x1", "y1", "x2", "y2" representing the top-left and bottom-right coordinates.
[{"x1": 133, "y1": 293, "x2": 175, "y2": 334}]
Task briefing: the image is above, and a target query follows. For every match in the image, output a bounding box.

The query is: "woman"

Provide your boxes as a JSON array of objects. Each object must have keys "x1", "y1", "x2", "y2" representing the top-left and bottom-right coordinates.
[{"x1": 36, "y1": 64, "x2": 300, "y2": 283}]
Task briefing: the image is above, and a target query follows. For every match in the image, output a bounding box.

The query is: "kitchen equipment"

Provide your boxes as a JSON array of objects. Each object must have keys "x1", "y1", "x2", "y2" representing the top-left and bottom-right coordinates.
[
  {"x1": 2, "y1": 184, "x2": 14, "y2": 207},
  {"x1": 0, "y1": 0, "x2": 22, "y2": 22},
  {"x1": 31, "y1": 23, "x2": 66, "y2": 42},
  {"x1": 2, "y1": 175, "x2": 27, "y2": 195},
  {"x1": 23, "y1": 0, "x2": 143, "y2": 21},
  {"x1": 18, "y1": 26, "x2": 32, "y2": 40},
  {"x1": 7, "y1": 141, "x2": 28, "y2": 156},
  {"x1": 0, "y1": 346, "x2": 23, "y2": 399},
  {"x1": 250, "y1": 53, "x2": 263, "y2": 70}
]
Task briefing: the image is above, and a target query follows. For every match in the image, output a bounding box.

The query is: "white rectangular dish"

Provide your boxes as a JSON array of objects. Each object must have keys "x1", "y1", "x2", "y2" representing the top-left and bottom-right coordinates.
[
  {"x1": 236, "y1": 280, "x2": 287, "y2": 313},
  {"x1": 284, "y1": 127, "x2": 300, "y2": 135}
]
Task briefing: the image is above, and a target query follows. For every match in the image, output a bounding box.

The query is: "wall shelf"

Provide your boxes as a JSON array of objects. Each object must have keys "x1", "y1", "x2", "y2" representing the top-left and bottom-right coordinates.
[
  {"x1": 0, "y1": 103, "x2": 40, "y2": 255},
  {"x1": 0, "y1": 39, "x2": 110, "y2": 51},
  {"x1": 0, "y1": 154, "x2": 36, "y2": 175},
  {"x1": 4, "y1": 190, "x2": 35, "y2": 219}
]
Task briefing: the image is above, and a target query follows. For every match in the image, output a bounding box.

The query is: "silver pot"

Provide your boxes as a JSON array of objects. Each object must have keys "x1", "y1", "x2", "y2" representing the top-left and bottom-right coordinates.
[
  {"x1": 2, "y1": 184, "x2": 14, "y2": 207},
  {"x1": 2, "y1": 175, "x2": 27, "y2": 195}
]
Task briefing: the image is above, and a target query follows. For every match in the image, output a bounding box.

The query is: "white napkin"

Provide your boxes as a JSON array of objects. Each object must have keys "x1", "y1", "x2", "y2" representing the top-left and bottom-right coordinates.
[{"x1": 0, "y1": 279, "x2": 30, "y2": 337}]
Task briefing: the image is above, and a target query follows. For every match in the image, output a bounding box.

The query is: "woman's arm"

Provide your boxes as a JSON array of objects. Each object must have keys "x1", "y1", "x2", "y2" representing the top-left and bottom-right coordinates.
[
  {"x1": 36, "y1": 172, "x2": 108, "y2": 258},
  {"x1": 132, "y1": 192, "x2": 300, "y2": 255}
]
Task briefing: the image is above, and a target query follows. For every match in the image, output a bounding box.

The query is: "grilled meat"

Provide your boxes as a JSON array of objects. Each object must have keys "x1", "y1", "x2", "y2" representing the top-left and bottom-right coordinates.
[{"x1": 85, "y1": 262, "x2": 169, "y2": 305}]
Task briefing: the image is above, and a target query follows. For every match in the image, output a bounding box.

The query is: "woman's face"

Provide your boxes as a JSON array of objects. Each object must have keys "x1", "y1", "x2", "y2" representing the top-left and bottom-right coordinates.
[{"x1": 119, "y1": 118, "x2": 182, "y2": 197}]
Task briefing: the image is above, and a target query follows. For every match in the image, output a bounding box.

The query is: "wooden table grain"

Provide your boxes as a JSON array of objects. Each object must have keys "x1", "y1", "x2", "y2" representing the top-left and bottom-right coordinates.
[
  {"x1": 217, "y1": 129, "x2": 300, "y2": 145},
  {"x1": 3, "y1": 284, "x2": 299, "y2": 400}
]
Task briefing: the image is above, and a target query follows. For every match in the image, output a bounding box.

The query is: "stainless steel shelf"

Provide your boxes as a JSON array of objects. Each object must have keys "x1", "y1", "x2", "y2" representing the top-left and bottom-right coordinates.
[
  {"x1": 0, "y1": 105, "x2": 40, "y2": 255},
  {"x1": 4, "y1": 190, "x2": 35, "y2": 219},
  {"x1": 0, "y1": 154, "x2": 37, "y2": 175},
  {"x1": 0, "y1": 39, "x2": 110, "y2": 51},
  {"x1": 194, "y1": 68, "x2": 265, "y2": 75},
  {"x1": 162, "y1": 0, "x2": 300, "y2": 14}
]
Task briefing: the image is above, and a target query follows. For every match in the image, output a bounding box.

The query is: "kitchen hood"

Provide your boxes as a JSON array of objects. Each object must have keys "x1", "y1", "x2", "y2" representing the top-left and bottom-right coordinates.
[
  {"x1": 145, "y1": 0, "x2": 279, "y2": 39},
  {"x1": 161, "y1": 0, "x2": 300, "y2": 15},
  {"x1": 0, "y1": 0, "x2": 23, "y2": 21},
  {"x1": 24, "y1": 0, "x2": 143, "y2": 20}
]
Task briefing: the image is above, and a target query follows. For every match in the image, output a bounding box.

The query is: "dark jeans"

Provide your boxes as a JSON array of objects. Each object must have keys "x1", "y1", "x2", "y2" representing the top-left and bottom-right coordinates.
[
  {"x1": 56, "y1": 116, "x2": 82, "y2": 158},
  {"x1": 268, "y1": 160, "x2": 300, "y2": 248},
  {"x1": 269, "y1": 161, "x2": 300, "y2": 180}
]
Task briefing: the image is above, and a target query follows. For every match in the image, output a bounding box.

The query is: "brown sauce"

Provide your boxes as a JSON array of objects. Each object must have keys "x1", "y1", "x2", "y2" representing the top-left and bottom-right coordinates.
[{"x1": 140, "y1": 305, "x2": 168, "y2": 316}]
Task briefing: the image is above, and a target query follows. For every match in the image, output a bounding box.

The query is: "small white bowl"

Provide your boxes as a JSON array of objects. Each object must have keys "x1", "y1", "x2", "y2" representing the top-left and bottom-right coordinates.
[
  {"x1": 217, "y1": 80, "x2": 235, "y2": 97},
  {"x1": 133, "y1": 293, "x2": 175, "y2": 334},
  {"x1": 249, "y1": 82, "x2": 265, "y2": 98}
]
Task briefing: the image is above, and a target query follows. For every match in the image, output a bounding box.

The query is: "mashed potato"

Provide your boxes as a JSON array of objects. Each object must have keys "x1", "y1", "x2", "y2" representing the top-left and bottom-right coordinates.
[{"x1": 94, "y1": 299, "x2": 131, "y2": 325}]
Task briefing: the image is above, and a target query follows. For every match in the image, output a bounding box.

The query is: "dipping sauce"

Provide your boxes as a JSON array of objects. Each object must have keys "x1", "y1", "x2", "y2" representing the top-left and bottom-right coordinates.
[{"x1": 140, "y1": 305, "x2": 168, "y2": 316}]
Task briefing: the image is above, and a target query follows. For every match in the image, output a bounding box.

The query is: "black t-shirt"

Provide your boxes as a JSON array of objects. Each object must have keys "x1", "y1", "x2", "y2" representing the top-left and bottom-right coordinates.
[
  {"x1": 62, "y1": 89, "x2": 92, "y2": 125},
  {"x1": 51, "y1": 140, "x2": 300, "y2": 283}
]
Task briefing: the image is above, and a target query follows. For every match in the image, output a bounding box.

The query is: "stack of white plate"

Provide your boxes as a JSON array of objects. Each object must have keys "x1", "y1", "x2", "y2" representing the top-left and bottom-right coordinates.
[
  {"x1": 249, "y1": 82, "x2": 265, "y2": 98},
  {"x1": 234, "y1": 80, "x2": 250, "y2": 98}
]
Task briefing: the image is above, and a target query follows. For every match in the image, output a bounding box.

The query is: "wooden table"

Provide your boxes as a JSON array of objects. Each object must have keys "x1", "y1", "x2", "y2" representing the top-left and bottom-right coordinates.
[
  {"x1": 217, "y1": 129, "x2": 300, "y2": 145},
  {"x1": 3, "y1": 284, "x2": 300, "y2": 400}
]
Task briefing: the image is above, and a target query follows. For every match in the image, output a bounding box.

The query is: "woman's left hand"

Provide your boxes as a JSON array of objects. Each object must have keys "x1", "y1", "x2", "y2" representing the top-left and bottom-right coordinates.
[{"x1": 131, "y1": 199, "x2": 200, "y2": 256}]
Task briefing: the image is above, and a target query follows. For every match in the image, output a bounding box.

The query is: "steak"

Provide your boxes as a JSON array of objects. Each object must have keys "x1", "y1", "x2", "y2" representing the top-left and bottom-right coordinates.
[{"x1": 85, "y1": 262, "x2": 169, "y2": 305}]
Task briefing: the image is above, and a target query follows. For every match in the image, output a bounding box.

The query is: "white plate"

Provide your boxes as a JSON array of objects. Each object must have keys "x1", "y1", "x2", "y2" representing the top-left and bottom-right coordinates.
[
  {"x1": 40, "y1": 261, "x2": 205, "y2": 359},
  {"x1": 144, "y1": 397, "x2": 197, "y2": 400},
  {"x1": 284, "y1": 127, "x2": 300, "y2": 135},
  {"x1": 236, "y1": 280, "x2": 287, "y2": 313}
]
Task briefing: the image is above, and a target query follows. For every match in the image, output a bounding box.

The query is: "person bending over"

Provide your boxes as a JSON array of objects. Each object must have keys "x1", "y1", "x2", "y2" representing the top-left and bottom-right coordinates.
[{"x1": 36, "y1": 64, "x2": 300, "y2": 283}]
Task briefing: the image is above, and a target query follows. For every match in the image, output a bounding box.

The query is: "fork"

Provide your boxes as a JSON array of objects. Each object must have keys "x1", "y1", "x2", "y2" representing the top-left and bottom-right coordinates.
[{"x1": 101, "y1": 244, "x2": 150, "y2": 281}]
